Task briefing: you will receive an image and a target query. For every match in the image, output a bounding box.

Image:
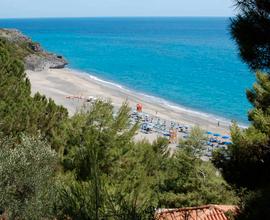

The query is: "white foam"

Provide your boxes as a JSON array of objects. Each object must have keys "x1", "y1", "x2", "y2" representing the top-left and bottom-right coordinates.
[
  {"x1": 66, "y1": 68, "x2": 249, "y2": 128},
  {"x1": 140, "y1": 93, "x2": 232, "y2": 123},
  {"x1": 67, "y1": 68, "x2": 131, "y2": 91}
]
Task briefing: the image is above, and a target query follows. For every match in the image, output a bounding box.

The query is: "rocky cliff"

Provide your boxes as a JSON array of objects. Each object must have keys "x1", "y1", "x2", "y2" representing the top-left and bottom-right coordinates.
[{"x1": 0, "y1": 28, "x2": 68, "y2": 71}]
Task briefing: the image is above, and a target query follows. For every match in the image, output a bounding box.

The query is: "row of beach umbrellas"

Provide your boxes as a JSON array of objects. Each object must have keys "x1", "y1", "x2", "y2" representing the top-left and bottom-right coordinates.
[
  {"x1": 206, "y1": 131, "x2": 232, "y2": 145},
  {"x1": 206, "y1": 131, "x2": 230, "y2": 139}
]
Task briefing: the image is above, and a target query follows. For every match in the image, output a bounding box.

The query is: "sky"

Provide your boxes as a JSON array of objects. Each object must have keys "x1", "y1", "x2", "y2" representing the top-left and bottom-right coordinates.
[{"x1": 0, "y1": 0, "x2": 234, "y2": 18}]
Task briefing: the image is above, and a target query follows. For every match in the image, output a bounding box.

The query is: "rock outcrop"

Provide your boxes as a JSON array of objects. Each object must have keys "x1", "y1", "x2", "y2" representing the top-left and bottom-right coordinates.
[{"x1": 0, "y1": 28, "x2": 68, "y2": 71}]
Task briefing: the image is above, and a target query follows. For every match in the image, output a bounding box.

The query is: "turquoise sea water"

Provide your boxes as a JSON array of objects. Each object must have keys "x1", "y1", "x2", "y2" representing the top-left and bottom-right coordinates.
[{"x1": 0, "y1": 17, "x2": 254, "y2": 124}]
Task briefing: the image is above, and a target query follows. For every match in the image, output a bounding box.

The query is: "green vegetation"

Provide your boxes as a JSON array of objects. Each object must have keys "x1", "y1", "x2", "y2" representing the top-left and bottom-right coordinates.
[
  {"x1": 54, "y1": 105, "x2": 237, "y2": 219},
  {"x1": 0, "y1": 37, "x2": 237, "y2": 219},
  {"x1": 0, "y1": 30, "x2": 41, "y2": 60},
  {"x1": 0, "y1": 1, "x2": 265, "y2": 218},
  {"x1": 0, "y1": 38, "x2": 68, "y2": 151},
  {"x1": 0, "y1": 135, "x2": 57, "y2": 220},
  {"x1": 213, "y1": 1, "x2": 270, "y2": 219},
  {"x1": 231, "y1": 0, "x2": 270, "y2": 71}
]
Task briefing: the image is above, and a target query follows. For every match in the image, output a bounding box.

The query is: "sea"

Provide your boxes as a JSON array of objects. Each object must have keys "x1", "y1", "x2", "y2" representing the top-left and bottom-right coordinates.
[{"x1": 0, "y1": 17, "x2": 255, "y2": 124}]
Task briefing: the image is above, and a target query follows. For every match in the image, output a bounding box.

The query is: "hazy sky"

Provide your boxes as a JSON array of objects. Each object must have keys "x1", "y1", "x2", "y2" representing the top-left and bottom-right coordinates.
[{"x1": 1, "y1": 0, "x2": 235, "y2": 18}]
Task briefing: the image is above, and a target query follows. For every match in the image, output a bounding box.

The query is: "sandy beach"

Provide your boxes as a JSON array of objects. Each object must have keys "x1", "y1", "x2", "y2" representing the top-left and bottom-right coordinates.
[{"x1": 26, "y1": 68, "x2": 231, "y2": 142}]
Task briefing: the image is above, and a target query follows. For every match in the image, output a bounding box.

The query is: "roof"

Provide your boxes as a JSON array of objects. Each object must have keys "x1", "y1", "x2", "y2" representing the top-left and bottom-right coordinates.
[{"x1": 155, "y1": 204, "x2": 238, "y2": 220}]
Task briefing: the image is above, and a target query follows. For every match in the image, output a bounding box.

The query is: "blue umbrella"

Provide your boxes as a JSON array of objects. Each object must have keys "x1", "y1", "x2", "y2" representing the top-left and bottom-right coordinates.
[
  {"x1": 163, "y1": 132, "x2": 170, "y2": 137},
  {"x1": 213, "y1": 133, "x2": 221, "y2": 137},
  {"x1": 224, "y1": 142, "x2": 232, "y2": 145},
  {"x1": 222, "y1": 136, "x2": 230, "y2": 139},
  {"x1": 206, "y1": 131, "x2": 212, "y2": 135}
]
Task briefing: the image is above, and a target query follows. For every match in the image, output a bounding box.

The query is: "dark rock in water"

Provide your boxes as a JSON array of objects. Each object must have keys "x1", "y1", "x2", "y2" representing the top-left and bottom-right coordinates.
[{"x1": 0, "y1": 28, "x2": 68, "y2": 71}]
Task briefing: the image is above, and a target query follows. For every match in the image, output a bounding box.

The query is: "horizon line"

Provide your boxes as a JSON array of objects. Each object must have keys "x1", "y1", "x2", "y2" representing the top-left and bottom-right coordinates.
[{"x1": 0, "y1": 15, "x2": 233, "y2": 20}]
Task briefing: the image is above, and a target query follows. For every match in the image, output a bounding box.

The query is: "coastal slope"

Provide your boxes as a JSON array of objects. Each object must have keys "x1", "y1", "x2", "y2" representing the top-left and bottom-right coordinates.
[{"x1": 0, "y1": 28, "x2": 67, "y2": 71}]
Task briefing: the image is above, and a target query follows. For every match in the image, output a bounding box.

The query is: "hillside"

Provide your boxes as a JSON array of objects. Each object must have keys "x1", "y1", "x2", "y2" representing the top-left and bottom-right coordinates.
[{"x1": 0, "y1": 28, "x2": 67, "y2": 71}]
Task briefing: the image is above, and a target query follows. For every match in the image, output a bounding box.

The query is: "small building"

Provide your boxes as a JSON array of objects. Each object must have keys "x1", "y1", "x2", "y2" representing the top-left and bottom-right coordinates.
[
  {"x1": 155, "y1": 204, "x2": 238, "y2": 220},
  {"x1": 136, "y1": 103, "x2": 143, "y2": 112}
]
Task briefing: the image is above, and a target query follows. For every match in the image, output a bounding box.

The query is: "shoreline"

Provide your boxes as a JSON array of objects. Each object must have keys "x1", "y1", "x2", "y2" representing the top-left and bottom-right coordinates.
[
  {"x1": 26, "y1": 68, "x2": 238, "y2": 137},
  {"x1": 78, "y1": 69, "x2": 234, "y2": 125}
]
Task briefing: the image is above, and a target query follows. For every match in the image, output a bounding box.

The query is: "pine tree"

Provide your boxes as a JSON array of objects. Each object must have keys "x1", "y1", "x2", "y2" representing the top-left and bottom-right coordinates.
[
  {"x1": 0, "y1": 38, "x2": 68, "y2": 151},
  {"x1": 231, "y1": 0, "x2": 270, "y2": 71},
  {"x1": 213, "y1": 1, "x2": 270, "y2": 219},
  {"x1": 56, "y1": 101, "x2": 139, "y2": 219}
]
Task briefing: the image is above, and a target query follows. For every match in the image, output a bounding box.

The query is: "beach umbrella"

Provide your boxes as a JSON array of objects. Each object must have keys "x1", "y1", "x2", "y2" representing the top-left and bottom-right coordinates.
[
  {"x1": 147, "y1": 123, "x2": 154, "y2": 129},
  {"x1": 163, "y1": 132, "x2": 170, "y2": 137},
  {"x1": 206, "y1": 131, "x2": 212, "y2": 135},
  {"x1": 213, "y1": 133, "x2": 221, "y2": 137},
  {"x1": 141, "y1": 123, "x2": 147, "y2": 129},
  {"x1": 222, "y1": 136, "x2": 230, "y2": 139},
  {"x1": 224, "y1": 142, "x2": 232, "y2": 145}
]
